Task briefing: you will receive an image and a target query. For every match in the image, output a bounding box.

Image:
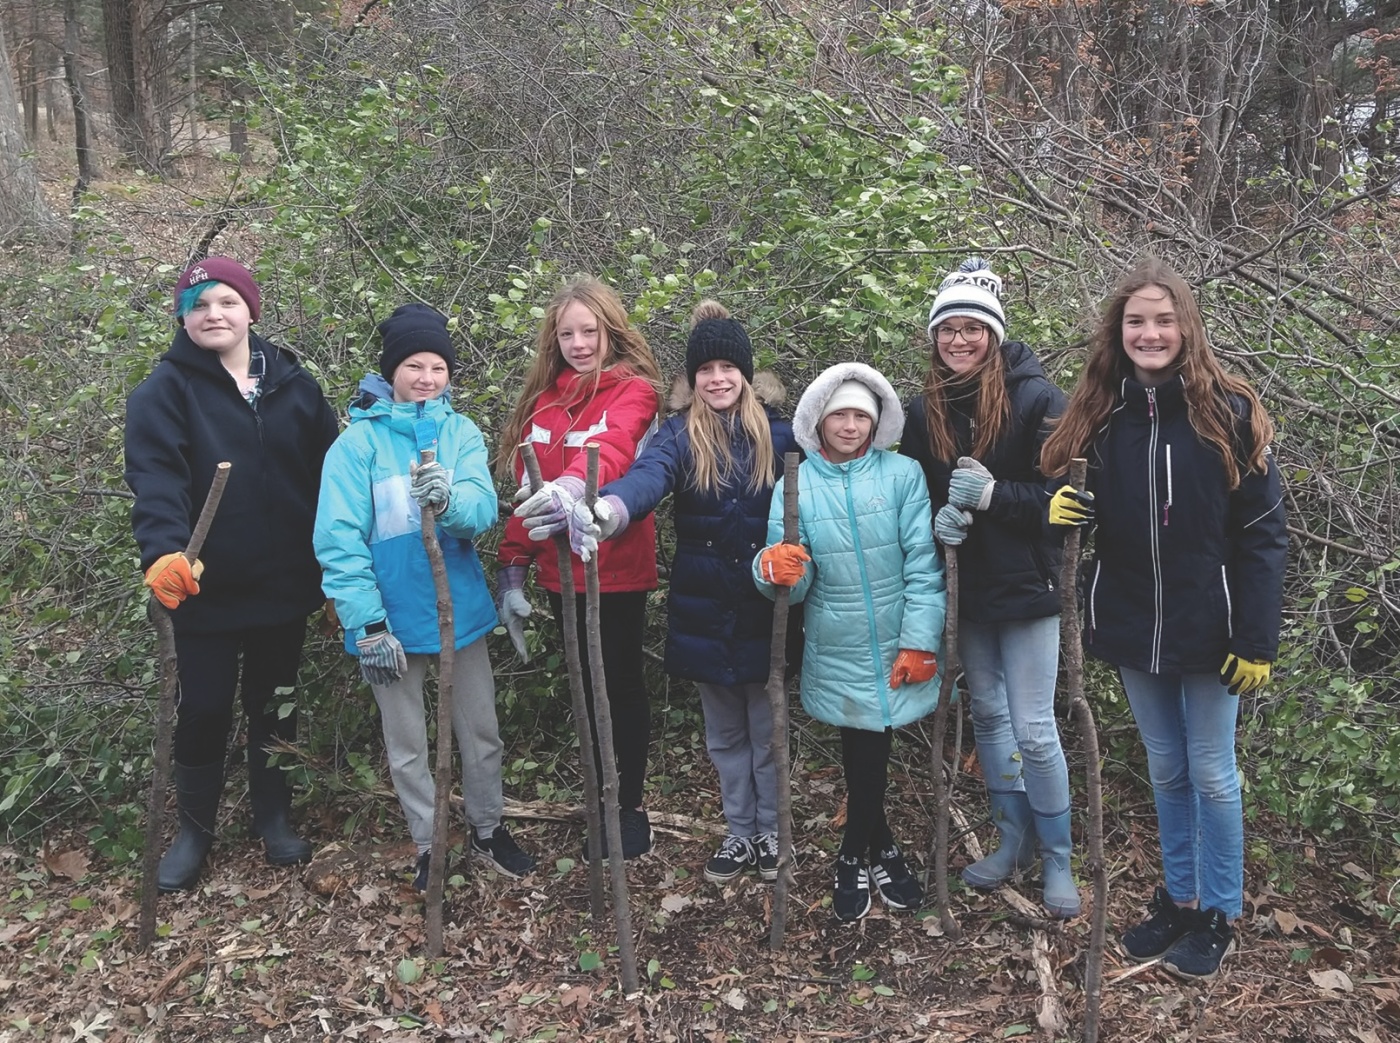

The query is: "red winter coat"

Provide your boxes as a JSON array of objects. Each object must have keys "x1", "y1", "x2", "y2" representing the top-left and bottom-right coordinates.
[{"x1": 499, "y1": 365, "x2": 660, "y2": 593}]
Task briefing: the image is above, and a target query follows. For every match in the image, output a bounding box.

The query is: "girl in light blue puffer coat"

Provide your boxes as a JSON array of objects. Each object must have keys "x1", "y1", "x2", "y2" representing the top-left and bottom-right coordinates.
[{"x1": 754, "y1": 362, "x2": 946, "y2": 922}]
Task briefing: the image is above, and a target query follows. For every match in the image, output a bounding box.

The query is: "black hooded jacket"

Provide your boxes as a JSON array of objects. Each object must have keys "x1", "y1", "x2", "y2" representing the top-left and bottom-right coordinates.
[
  {"x1": 1081, "y1": 374, "x2": 1287, "y2": 674},
  {"x1": 124, "y1": 328, "x2": 339, "y2": 633},
  {"x1": 900, "y1": 340, "x2": 1068, "y2": 623}
]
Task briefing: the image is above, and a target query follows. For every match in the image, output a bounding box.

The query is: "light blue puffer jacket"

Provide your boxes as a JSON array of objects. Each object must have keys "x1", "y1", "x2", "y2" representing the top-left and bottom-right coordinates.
[
  {"x1": 754, "y1": 363, "x2": 946, "y2": 730},
  {"x1": 315, "y1": 375, "x2": 499, "y2": 655}
]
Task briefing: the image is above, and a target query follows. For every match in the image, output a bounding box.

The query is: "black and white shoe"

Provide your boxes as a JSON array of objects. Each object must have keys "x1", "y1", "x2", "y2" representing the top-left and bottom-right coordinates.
[
  {"x1": 471, "y1": 823, "x2": 537, "y2": 878},
  {"x1": 1121, "y1": 886, "x2": 1197, "y2": 962},
  {"x1": 832, "y1": 855, "x2": 871, "y2": 922},
  {"x1": 870, "y1": 844, "x2": 923, "y2": 912},
  {"x1": 704, "y1": 835, "x2": 756, "y2": 883},
  {"x1": 1161, "y1": 908, "x2": 1236, "y2": 981}
]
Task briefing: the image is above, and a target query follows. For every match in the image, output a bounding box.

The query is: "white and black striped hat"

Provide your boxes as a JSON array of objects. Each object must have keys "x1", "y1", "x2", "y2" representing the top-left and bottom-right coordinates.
[{"x1": 926, "y1": 257, "x2": 1006, "y2": 344}]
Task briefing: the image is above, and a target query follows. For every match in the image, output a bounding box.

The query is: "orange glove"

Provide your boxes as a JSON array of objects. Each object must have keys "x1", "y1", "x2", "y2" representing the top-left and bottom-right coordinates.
[
  {"x1": 144, "y1": 552, "x2": 204, "y2": 609},
  {"x1": 889, "y1": 649, "x2": 938, "y2": 688},
  {"x1": 758, "y1": 543, "x2": 811, "y2": 587}
]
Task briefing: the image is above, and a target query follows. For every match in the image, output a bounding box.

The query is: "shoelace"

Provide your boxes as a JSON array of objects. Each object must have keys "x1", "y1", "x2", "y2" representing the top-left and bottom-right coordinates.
[{"x1": 718, "y1": 835, "x2": 750, "y2": 860}]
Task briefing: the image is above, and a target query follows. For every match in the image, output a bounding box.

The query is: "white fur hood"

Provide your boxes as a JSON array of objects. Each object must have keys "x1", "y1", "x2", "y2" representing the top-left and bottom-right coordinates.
[
  {"x1": 667, "y1": 369, "x2": 787, "y2": 412},
  {"x1": 791, "y1": 361, "x2": 905, "y2": 456}
]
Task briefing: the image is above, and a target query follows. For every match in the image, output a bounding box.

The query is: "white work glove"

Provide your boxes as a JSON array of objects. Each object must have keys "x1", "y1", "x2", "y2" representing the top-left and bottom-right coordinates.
[
  {"x1": 513, "y1": 477, "x2": 584, "y2": 541},
  {"x1": 495, "y1": 566, "x2": 532, "y2": 662}
]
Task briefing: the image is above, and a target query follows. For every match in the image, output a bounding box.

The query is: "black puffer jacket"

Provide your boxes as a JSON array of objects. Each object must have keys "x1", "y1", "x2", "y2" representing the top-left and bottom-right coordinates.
[
  {"x1": 124, "y1": 329, "x2": 339, "y2": 633},
  {"x1": 900, "y1": 340, "x2": 1067, "y2": 623},
  {"x1": 1083, "y1": 375, "x2": 1286, "y2": 674}
]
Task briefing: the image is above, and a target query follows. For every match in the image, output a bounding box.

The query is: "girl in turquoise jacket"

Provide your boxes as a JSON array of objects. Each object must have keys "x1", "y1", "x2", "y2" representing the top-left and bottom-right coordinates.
[
  {"x1": 755, "y1": 361, "x2": 946, "y2": 922},
  {"x1": 315, "y1": 304, "x2": 536, "y2": 888}
]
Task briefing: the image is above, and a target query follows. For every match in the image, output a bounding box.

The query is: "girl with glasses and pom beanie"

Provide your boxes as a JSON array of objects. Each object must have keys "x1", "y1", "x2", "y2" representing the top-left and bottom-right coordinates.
[{"x1": 899, "y1": 257, "x2": 1080, "y2": 918}]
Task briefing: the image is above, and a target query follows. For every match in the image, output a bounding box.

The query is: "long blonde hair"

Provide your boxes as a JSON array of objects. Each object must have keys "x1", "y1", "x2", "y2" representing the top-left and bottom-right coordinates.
[
  {"x1": 1040, "y1": 259, "x2": 1275, "y2": 488},
  {"x1": 684, "y1": 300, "x2": 776, "y2": 496},
  {"x1": 920, "y1": 333, "x2": 1012, "y2": 462},
  {"x1": 496, "y1": 276, "x2": 663, "y2": 479}
]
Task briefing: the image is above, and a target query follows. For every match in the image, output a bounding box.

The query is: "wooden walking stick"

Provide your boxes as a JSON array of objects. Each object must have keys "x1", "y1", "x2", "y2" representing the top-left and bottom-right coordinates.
[
  {"x1": 582, "y1": 444, "x2": 639, "y2": 993},
  {"x1": 1059, "y1": 458, "x2": 1107, "y2": 1043},
  {"x1": 767, "y1": 452, "x2": 800, "y2": 951},
  {"x1": 418, "y1": 447, "x2": 456, "y2": 958},
  {"x1": 138, "y1": 461, "x2": 231, "y2": 953},
  {"x1": 925, "y1": 543, "x2": 962, "y2": 940},
  {"x1": 519, "y1": 443, "x2": 606, "y2": 921}
]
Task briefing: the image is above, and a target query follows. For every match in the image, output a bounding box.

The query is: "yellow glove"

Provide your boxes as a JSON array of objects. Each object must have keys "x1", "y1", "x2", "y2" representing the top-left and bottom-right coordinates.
[
  {"x1": 1219, "y1": 654, "x2": 1270, "y2": 695},
  {"x1": 1049, "y1": 485, "x2": 1095, "y2": 527},
  {"x1": 144, "y1": 552, "x2": 204, "y2": 609}
]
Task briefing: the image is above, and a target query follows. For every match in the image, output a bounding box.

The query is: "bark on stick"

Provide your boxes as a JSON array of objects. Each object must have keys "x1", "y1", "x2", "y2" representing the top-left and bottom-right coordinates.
[
  {"x1": 419, "y1": 448, "x2": 456, "y2": 958},
  {"x1": 926, "y1": 544, "x2": 962, "y2": 939},
  {"x1": 767, "y1": 452, "x2": 799, "y2": 951},
  {"x1": 138, "y1": 461, "x2": 231, "y2": 953}
]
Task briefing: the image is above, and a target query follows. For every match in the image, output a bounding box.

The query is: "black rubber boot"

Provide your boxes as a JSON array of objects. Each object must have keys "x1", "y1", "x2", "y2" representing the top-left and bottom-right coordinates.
[
  {"x1": 247, "y1": 729, "x2": 313, "y2": 866},
  {"x1": 157, "y1": 761, "x2": 223, "y2": 893}
]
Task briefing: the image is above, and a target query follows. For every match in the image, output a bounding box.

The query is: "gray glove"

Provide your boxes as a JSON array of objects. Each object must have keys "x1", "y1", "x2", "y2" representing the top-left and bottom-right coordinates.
[
  {"x1": 513, "y1": 477, "x2": 584, "y2": 541},
  {"x1": 594, "y1": 495, "x2": 627, "y2": 541},
  {"x1": 356, "y1": 627, "x2": 407, "y2": 686},
  {"x1": 409, "y1": 459, "x2": 450, "y2": 513},
  {"x1": 948, "y1": 456, "x2": 996, "y2": 511},
  {"x1": 495, "y1": 567, "x2": 532, "y2": 662},
  {"x1": 934, "y1": 503, "x2": 974, "y2": 546}
]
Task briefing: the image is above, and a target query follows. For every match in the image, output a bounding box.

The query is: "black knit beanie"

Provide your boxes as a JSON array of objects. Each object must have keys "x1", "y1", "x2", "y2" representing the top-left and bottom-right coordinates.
[
  {"x1": 377, "y1": 303, "x2": 457, "y2": 379},
  {"x1": 686, "y1": 318, "x2": 754, "y2": 387}
]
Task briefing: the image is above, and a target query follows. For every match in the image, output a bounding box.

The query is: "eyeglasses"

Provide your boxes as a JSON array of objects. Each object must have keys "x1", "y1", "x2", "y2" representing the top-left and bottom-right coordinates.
[{"x1": 935, "y1": 323, "x2": 988, "y2": 344}]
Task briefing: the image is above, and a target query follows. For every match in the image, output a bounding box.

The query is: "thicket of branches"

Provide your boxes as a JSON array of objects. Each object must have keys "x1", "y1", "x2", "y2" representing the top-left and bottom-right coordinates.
[{"x1": 1, "y1": 0, "x2": 1397, "y2": 849}]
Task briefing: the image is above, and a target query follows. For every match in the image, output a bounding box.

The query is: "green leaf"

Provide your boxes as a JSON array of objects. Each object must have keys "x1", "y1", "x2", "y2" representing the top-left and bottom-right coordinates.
[
  {"x1": 851, "y1": 963, "x2": 875, "y2": 981},
  {"x1": 1001, "y1": 1026, "x2": 1033, "y2": 1038},
  {"x1": 578, "y1": 950, "x2": 601, "y2": 972},
  {"x1": 396, "y1": 958, "x2": 422, "y2": 984}
]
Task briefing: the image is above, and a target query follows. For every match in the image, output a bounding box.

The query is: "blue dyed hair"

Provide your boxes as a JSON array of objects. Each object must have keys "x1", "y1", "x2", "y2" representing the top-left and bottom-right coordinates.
[{"x1": 176, "y1": 281, "x2": 217, "y2": 319}]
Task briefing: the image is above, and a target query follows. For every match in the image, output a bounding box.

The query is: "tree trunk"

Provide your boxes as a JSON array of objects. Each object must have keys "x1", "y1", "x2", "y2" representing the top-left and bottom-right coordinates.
[
  {"x1": 0, "y1": 18, "x2": 62, "y2": 242},
  {"x1": 64, "y1": 0, "x2": 98, "y2": 198},
  {"x1": 101, "y1": 0, "x2": 167, "y2": 170}
]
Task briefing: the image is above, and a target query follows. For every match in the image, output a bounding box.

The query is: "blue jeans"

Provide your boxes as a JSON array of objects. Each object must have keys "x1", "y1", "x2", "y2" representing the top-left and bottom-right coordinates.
[
  {"x1": 961, "y1": 615, "x2": 1070, "y2": 816},
  {"x1": 1119, "y1": 668, "x2": 1243, "y2": 919}
]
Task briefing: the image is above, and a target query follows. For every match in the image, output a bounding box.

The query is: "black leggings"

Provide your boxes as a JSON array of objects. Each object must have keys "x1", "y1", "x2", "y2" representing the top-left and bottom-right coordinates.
[
  {"x1": 840, "y1": 726, "x2": 895, "y2": 861},
  {"x1": 548, "y1": 590, "x2": 651, "y2": 809},
  {"x1": 172, "y1": 619, "x2": 308, "y2": 768}
]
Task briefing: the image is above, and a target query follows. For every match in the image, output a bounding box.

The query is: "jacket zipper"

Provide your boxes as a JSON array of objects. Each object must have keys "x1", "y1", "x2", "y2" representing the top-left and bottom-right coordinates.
[
  {"x1": 1146, "y1": 386, "x2": 1164, "y2": 672},
  {"x1": 842, "y1": 467, "x2": 891, "y2": 727}
]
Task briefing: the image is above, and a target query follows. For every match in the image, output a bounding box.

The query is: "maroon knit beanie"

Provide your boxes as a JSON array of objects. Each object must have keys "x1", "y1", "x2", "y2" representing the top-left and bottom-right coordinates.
[{"x1": 173, "y1": 256, "x2": 262, "y2": 323}]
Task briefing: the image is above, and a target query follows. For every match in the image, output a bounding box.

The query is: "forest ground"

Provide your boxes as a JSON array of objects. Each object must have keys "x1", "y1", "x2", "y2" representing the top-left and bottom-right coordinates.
[{"x1": 3, "y1": 125, "x2": 1398, "y2": 1043}]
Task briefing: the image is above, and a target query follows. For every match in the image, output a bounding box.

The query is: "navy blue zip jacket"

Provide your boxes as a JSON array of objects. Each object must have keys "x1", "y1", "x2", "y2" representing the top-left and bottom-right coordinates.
[
  {"x1": 900, "y1": 340, "x2": 1067, "y2": 623},
  {"x1": 601, "y1": 373, "x2": 801, "y2": 685},
  {"x1": 1083, "y1": 374, "x2": 1286, "y2": 674},
  {"x1": 124, "y1": 328, "x2": 339, "y2": 633}
]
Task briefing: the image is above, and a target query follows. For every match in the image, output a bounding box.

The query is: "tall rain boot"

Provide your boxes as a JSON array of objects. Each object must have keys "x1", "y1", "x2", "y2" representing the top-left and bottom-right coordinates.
[
  {"x1": 1033, "y1": 809, "x2": 1081, "y2": 918},
  {"x1": 247, "y1": 730, "x2": 313, "y2": 866},
  {"x1": 961, "y1": 789, "x2": 1036, "y2": 889},
  {"x1": 157, "y1": 761, "x2": 224, "y2": 892}
]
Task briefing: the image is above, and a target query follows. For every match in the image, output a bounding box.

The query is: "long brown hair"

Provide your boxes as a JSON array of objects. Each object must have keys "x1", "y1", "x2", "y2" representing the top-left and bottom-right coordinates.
[
  {"x1": 1040, "y1": 259, "x2": 1275, "y2": 488},
  {"x1": 496, "y1": 276, "x2": 663, "y2": 479},
  {"x1": 684, "y1": 300, "x2": 776, "y2": 496},
  {"x1": 920, "y1": 333, "x2": 1011, "y2": 462}
]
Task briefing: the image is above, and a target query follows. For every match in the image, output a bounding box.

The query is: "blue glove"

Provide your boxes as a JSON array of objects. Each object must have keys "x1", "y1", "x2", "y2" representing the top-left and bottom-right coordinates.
[
  {"x1": 409, "y1": 459, "x2": 450, "y2": 513},
  {"x1": 934, "y1": 504, "x2": 974, "y2": 546},
  {"x1": 356, "y1": 627, "x2": 407, "y2": 686},
  {"x1": 513, "y1": 477, "x2": 584, "y2": 541},
  {"x1": 948, "y1": 456, "x2": 995, "y2": 511}
]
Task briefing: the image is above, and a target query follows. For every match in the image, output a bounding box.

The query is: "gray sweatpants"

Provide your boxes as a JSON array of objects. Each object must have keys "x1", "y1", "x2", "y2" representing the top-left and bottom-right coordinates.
[
  {"x1": 696, "y1": 681, "x2": 778, "y2": 838},
  {"x1": 371, "y1": 637, "x2": 503, "y2": 853}
]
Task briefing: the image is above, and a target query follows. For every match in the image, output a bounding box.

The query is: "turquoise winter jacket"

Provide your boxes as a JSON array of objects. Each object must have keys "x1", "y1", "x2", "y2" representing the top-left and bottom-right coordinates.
[
  {"x1": 753, "y1": 361, "x2": 946, "y2": 731},
  {"x1": 314, "y1": 376, "x2": 499, "y2": 655}
]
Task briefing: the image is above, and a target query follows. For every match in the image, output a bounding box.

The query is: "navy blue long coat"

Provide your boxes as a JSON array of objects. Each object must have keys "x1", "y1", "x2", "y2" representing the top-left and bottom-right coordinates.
[{"x1": 601, "y1": 373, "x2": 801, "y2": 686}]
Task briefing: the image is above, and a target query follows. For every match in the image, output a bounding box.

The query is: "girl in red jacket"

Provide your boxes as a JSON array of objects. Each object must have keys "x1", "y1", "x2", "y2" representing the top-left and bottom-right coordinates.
[{"x1": 496, "y1": 276, "x2": 664, "y2": 859}]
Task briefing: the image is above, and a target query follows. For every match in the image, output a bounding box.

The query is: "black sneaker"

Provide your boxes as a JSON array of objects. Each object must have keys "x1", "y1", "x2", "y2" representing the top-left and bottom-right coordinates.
[
  {"x1": 471, "y1": 823, "x2": 537, "y2": 879},
  {"x1": 754, "y1": 832, "x2": 779, "y2": 882},
  {"x1": 619, "y1": 807, "x2": 653, "y2": 860},
  {"x1": 832, "y1": 855, "x2": 871, "y2": 922},
  {"x1": 1121, "y1": 886, "x2": 1197, "y2": 962},
  {"x1": 412, "y1": 851, "x2": 431, "y2": 892},
  {"x1": 704, "y1": 835, "x2": 756, "y2": 883},
  {"x1": 1161, "y1": 908, "x2": 1236, "y2": 981},
  {"x1": 870, "y1": 844, "x2": 924, "y2": 912}
]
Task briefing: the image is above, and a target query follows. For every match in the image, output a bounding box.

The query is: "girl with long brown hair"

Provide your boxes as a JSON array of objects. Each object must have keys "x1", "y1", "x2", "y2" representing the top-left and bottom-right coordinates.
[
  {"x1": 496, "y1": 276, "x2": 664, "y2": 860},
  {"x1": 899, "y1": 257, "x2": 1078, "y2": 919},
  {"x1": 1041, "y1": 258, "x2": 1286, "y2": 980}
]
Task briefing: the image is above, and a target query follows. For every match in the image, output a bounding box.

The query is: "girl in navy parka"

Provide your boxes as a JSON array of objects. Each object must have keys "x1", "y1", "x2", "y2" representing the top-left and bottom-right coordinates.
[
  {"x1": 1041, "y1": 260, "x2": 1286, "y2": 981},
  {"x1": 315, "y1": 304, "x2": 536, "y2": 888},
  {"x1": 567, "y1": 301, "x2": 801, "y2": 884}
]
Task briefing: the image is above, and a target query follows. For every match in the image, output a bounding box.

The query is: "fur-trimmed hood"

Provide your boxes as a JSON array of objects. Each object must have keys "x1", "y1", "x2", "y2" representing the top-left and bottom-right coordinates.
[
  {"x1": 791, "y1": 362, "x2": 905, "y2": 456},
  {"x1": 667, "y1": 369, "x2": 787, "y2": 412}
]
